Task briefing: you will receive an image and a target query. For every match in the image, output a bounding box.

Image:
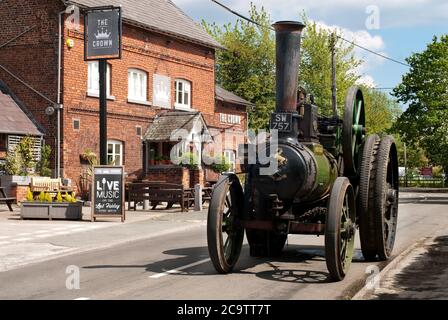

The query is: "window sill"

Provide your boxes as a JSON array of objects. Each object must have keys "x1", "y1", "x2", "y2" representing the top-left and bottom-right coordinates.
[
  {"x1": 87, "y1": 92, "x2": 116, "y2": 101},
  {"x1": 127, "y1": 98, "x2": 152, "y2": 106},
  {"x1": 174, "y1": 104, "x2": 192, "y2": 111}
]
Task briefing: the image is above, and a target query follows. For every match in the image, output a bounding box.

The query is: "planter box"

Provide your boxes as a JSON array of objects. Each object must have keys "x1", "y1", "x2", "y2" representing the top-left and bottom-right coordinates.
[{"x1": 21, "y1": 201, "x2": 83, "y2": 220}]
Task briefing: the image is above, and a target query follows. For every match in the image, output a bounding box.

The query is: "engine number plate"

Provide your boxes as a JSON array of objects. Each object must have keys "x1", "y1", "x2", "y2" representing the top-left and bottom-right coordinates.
[{"x1": 270, "y1": 113, "x2": 292, "y2": 132}]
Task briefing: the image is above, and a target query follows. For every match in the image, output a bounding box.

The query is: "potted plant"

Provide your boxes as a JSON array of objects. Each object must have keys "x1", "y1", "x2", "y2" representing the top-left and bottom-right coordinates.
[
  {"x1": 179, "y1": 152, "x2": 199, "y2": 170},
  {"x1": 21, "y1": 189, "x2": 83, "y2": 220},
  {"x1": 0, "y1": 136, "x2": 37, "y2": 197},
  {"x1": 210, "y1": 155, "x2": 231, "y2": 174},
  {"x1": 162, "y1": 155, "x2": 172, "y2": 165}
]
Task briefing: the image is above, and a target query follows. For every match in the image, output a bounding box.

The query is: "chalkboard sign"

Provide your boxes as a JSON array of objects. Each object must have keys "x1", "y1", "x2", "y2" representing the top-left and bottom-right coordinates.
[
  {"x1": 91, "y1": 166, "x2": 125, "y2": 222},
  {"x1": 84, "y1": 6, "x2": 122, "y2": 61}
]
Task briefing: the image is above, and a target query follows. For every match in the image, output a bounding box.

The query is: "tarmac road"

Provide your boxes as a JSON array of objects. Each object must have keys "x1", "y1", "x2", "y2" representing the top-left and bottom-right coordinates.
[{"x1": 0, "y1": 202, "x2": 447, "y2": 300}]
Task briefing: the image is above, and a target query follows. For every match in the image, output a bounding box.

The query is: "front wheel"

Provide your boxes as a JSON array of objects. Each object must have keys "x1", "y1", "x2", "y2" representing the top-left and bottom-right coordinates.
[
  {"x1": 207, "y1": 175, "x2": 245, "y2": 273},
  {"x1": 325, "y1": 177, "x2": 357, "y2": 281}
]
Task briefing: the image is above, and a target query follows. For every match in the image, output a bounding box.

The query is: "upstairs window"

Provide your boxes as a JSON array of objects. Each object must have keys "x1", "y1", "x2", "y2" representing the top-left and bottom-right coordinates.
[
  {"x1": 128, "y1": 69, "x2": 148, "y2": 102},
  {"x1": 88, "y1": 61, "x2": 111, "y2": 97},
  {"x1": 174, "y1": 79, "x2": 191, "y2": 110}
]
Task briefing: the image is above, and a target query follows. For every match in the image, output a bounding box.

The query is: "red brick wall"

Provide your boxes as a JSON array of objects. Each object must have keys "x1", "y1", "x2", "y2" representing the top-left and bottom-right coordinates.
[
  {"x1": 0, "y1": 1, "x2": 248, "y2": 189},
  {"x1": 0, "y1": 0, "x2": 64, "y2": 170},
  {"x1": 61, "y1": 15, "x2": 216, "y2": 186},
  {"x1": 144, "y1": 167, "x2": 191, "y2": 189}
]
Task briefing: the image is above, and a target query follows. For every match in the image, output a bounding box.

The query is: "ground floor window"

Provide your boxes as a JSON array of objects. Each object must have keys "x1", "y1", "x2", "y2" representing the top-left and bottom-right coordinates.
[
  {"x1": 107, "y1": 140, "x2": 123, "y2": 165},
  {"x1": 224, "y1": 149, "x2": 236, "y2": 173}
]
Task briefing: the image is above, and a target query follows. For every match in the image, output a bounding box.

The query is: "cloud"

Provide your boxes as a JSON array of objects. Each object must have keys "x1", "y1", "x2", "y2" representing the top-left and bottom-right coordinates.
[
  {"x1": 313, "y1": 21, "x2": 385, "y2": 87},
  {"x1": 174, "y1": 0, "x2": 448, "y2": 29}
]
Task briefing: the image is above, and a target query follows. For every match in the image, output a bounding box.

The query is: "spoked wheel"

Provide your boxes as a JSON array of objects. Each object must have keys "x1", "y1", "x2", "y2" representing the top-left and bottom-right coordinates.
[
  {"x1": 325, "y1": 177, "x2": 357, "y2": 281},
  {"x1": 343, "y1": 87, "x2": 366, "y2": 176},
  {"x1": 358, "y1": 134, "x2": 381, "y2": 261},
  {"x1": 207, "y1": 174, "x2": 245, "y2": 273},
  {"x1": 374, "y1": 136, "x2": 399, "y2": 260}
]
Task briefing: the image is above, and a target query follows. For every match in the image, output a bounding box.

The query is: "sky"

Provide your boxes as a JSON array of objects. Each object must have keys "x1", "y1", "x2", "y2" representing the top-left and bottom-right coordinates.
[{"x1": 173, "y1": 0, "x2": 447, "y2": 99}]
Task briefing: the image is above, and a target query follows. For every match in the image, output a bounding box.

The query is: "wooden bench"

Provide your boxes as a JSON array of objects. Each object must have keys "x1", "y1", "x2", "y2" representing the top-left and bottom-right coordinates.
[
  {"x1": 128, "y1": 183, "x2": 194, "y2": 212},
  {"x1": 0, "y1": 187, "x2": 16, "y2": 212},
  {"x1": 30, "y1": 177, "x2": 74, "y2": 198}
]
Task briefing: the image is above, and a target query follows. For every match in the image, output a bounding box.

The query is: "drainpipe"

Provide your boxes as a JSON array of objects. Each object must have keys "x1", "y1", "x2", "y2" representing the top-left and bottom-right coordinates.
[{"x1": 57, "y1": 10, "x2": 65, "y2": 179}]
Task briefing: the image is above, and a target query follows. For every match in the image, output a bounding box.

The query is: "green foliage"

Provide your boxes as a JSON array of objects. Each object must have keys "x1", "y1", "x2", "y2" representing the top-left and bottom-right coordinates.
[
  {"x1": 179, "y1": 152, "x2": 199, "y2": 169},
  {"x1": 300, "y1": 16, "x2": 361, "y2": 117},
  {"x1": 203, "y1": 4, "x2": 276, "y2": 130},
  {"x1": 4, "y1": 136, "x2": 37, "y2": 175},
  {"x1": 392, "y1": 35, "x2": 448, "y2": 175},
  {"x1": 203, "y1": 6, "x2": 364, "y2": 129},
  {"x1": 36, "y1": 144, "x2": 52, "y2": 177},
  {"x1": 26, "y1": 188, "x2": 34, "y2": 202},
  {"x1": 56, "y1": 192, "x2": 63, "y2": 202},
  {"x1": 210, "y1": 155, "x2": 231, "y2": 173},
  {"x1": 4, "y1": 146, "x2": 22, "y2": 175},
  {"x1": 38, "y1": 191, "x2": 46, "y2": 202},
  {"x1": 45, "y1": 192, "x2": 52, "y2": 203},
  {"x1": 392, "y1": 134, "x2": 429, "y2": 169},
  {"x1": 362, "y1": 88, "x2": 402, "y2": 134}
]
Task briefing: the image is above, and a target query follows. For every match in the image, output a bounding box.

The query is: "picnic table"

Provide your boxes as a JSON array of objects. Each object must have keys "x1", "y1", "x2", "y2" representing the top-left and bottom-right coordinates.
[{"x1": 0, "y1": 187, "x2": 16, "y2": 212}]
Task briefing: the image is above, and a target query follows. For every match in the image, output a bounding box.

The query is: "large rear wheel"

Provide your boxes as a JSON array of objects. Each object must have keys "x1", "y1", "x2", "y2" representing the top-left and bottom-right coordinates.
[
  {"x1": 374, "y1": 136, "x2": 399, "y2": 260},
  {"x1": 207, "y1": 175, "x2": 245, "y2": 273},
  {"x1": 358, "y1": 134, "x2": 381, "y2": 261}
]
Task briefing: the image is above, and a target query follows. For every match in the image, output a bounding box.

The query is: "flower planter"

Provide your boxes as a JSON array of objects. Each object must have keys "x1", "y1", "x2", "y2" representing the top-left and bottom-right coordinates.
[{"x1": 21, "y1": 201, "x2": 83, "y2": 220}]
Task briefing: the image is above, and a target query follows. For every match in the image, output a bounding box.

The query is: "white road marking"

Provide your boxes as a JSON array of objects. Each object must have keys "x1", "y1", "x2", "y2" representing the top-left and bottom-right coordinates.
[
  {"x1": 149, "y1": 258, "x2": 210, "y2": 279},
  {"x1": 0, "y1": 241, "x2": 11, "y2": 245},
  {"x1": 74, "y1": 297, "x2": 90, "y2": 300},
  {"x1": 0, "y1": 236, "x2": 10, "y2": 240}
]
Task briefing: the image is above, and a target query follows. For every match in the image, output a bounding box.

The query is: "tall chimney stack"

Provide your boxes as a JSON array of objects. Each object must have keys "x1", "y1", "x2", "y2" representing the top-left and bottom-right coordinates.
[{"x1": 272, "y1": 21, "x2": 306, "y2": 113}]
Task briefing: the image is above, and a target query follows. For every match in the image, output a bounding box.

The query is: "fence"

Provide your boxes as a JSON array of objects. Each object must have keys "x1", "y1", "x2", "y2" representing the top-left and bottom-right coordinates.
[{"x1": 399, "y1": 177, "x2": 446, "y2": 188}]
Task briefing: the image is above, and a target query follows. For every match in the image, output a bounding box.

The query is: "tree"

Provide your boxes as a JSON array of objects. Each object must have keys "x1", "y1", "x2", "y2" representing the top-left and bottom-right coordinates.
[
  {"x1": 362, "y1": 88, "x2": 402, "y2": 134},
  {"x1": 204, "y1": 6, "x2": 365, "y2": 129},
  {"x1": 36, "y1": 144, "x2": 52, "y2": 177},
  {"x1": 392, "y1": 35, "x2": 448, "y2": 175},
  {"x1": 203, "y1": 4, "x2": 275, "y2": 130},
  {"x1": 300, "y1": 18, "x2": 361, "y2": 117}
]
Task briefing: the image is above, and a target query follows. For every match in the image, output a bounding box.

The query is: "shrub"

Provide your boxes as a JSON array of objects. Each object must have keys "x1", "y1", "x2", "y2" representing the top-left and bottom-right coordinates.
[
  {"x1": 56, "y1": 192, "x2": 63, "y2": 202},
  {"x1": 210, "y1": 155, "x2": 231, "y2": 173},
  {"x1": 179, "y1": 152, "x2": 199, "y2": 170},
  {"x1": 36, "y1": 144, "x2": 52, "y2": 177},
  {"x1": 26, "y1": 188, "x2": 34, "y2": 202}
]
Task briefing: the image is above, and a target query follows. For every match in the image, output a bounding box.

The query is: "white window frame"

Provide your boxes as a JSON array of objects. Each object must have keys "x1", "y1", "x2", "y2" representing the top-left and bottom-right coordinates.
[
  {"x1": 128, "y1": 69, "x2": 148, "y2": 103},
  {"x1": 88, "y1": 61, "x2": 112, "y2": 98},
  {"x1": 174, "y1": 79, "x2": 191, "y2": 110},
  {"x1": 107, "y1": 140, "x2": 123, "y2": 166},
  {"x1": 223, "y1": 149, "x2": 236, "y2": 173}
]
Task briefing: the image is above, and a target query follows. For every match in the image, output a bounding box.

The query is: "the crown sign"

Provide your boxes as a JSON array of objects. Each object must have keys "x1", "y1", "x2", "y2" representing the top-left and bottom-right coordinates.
[
  {"x1": 156, "y1": 83, "x2": 169, "y2": 101},
  {"x1": 94, "y1": 29, "x2": 111, "y2": 40}
]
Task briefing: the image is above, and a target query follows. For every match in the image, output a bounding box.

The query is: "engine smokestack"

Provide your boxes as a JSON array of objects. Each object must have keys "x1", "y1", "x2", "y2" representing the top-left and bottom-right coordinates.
[{"x1": 273, "y1": 21, "x2": 306, "y2": 113}]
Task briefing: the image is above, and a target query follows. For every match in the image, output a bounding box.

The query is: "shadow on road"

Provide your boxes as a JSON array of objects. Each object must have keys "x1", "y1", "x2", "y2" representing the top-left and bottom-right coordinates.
[{"x1": 83, "y1": 244, "x2": 359, "y2": 284}]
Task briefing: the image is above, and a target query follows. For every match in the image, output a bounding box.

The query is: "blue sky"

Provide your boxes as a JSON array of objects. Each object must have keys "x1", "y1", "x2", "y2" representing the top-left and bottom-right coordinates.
[{"x1": 174, "y1": 0, "x2": 447, "y2": 99}]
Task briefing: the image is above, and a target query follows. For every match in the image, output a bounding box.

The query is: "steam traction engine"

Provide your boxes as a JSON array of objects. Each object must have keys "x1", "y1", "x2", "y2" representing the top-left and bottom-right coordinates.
[{"x1": 207, "y1": 21, "x2": 399, "y2": 281}]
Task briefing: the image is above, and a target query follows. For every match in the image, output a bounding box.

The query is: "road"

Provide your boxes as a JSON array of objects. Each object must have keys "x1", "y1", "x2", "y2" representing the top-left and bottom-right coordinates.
[{"x1": 0, "y1": 202, "x2": 447, "y2": 300}]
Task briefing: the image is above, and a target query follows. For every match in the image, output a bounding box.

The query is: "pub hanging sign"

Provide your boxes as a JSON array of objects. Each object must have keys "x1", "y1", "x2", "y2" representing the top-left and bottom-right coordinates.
[
  {"x1": 84, "y1": 6, "x2": 122, "y2": 61},
  {"x1": 91, "y1": 166, "x2": 125, "y2": 222}
]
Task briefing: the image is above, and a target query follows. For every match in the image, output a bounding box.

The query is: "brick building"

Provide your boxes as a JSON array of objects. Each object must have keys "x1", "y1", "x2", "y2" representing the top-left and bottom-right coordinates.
[{"x1": 0, "y1": 0, "x2": 251, "y2": 194}]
